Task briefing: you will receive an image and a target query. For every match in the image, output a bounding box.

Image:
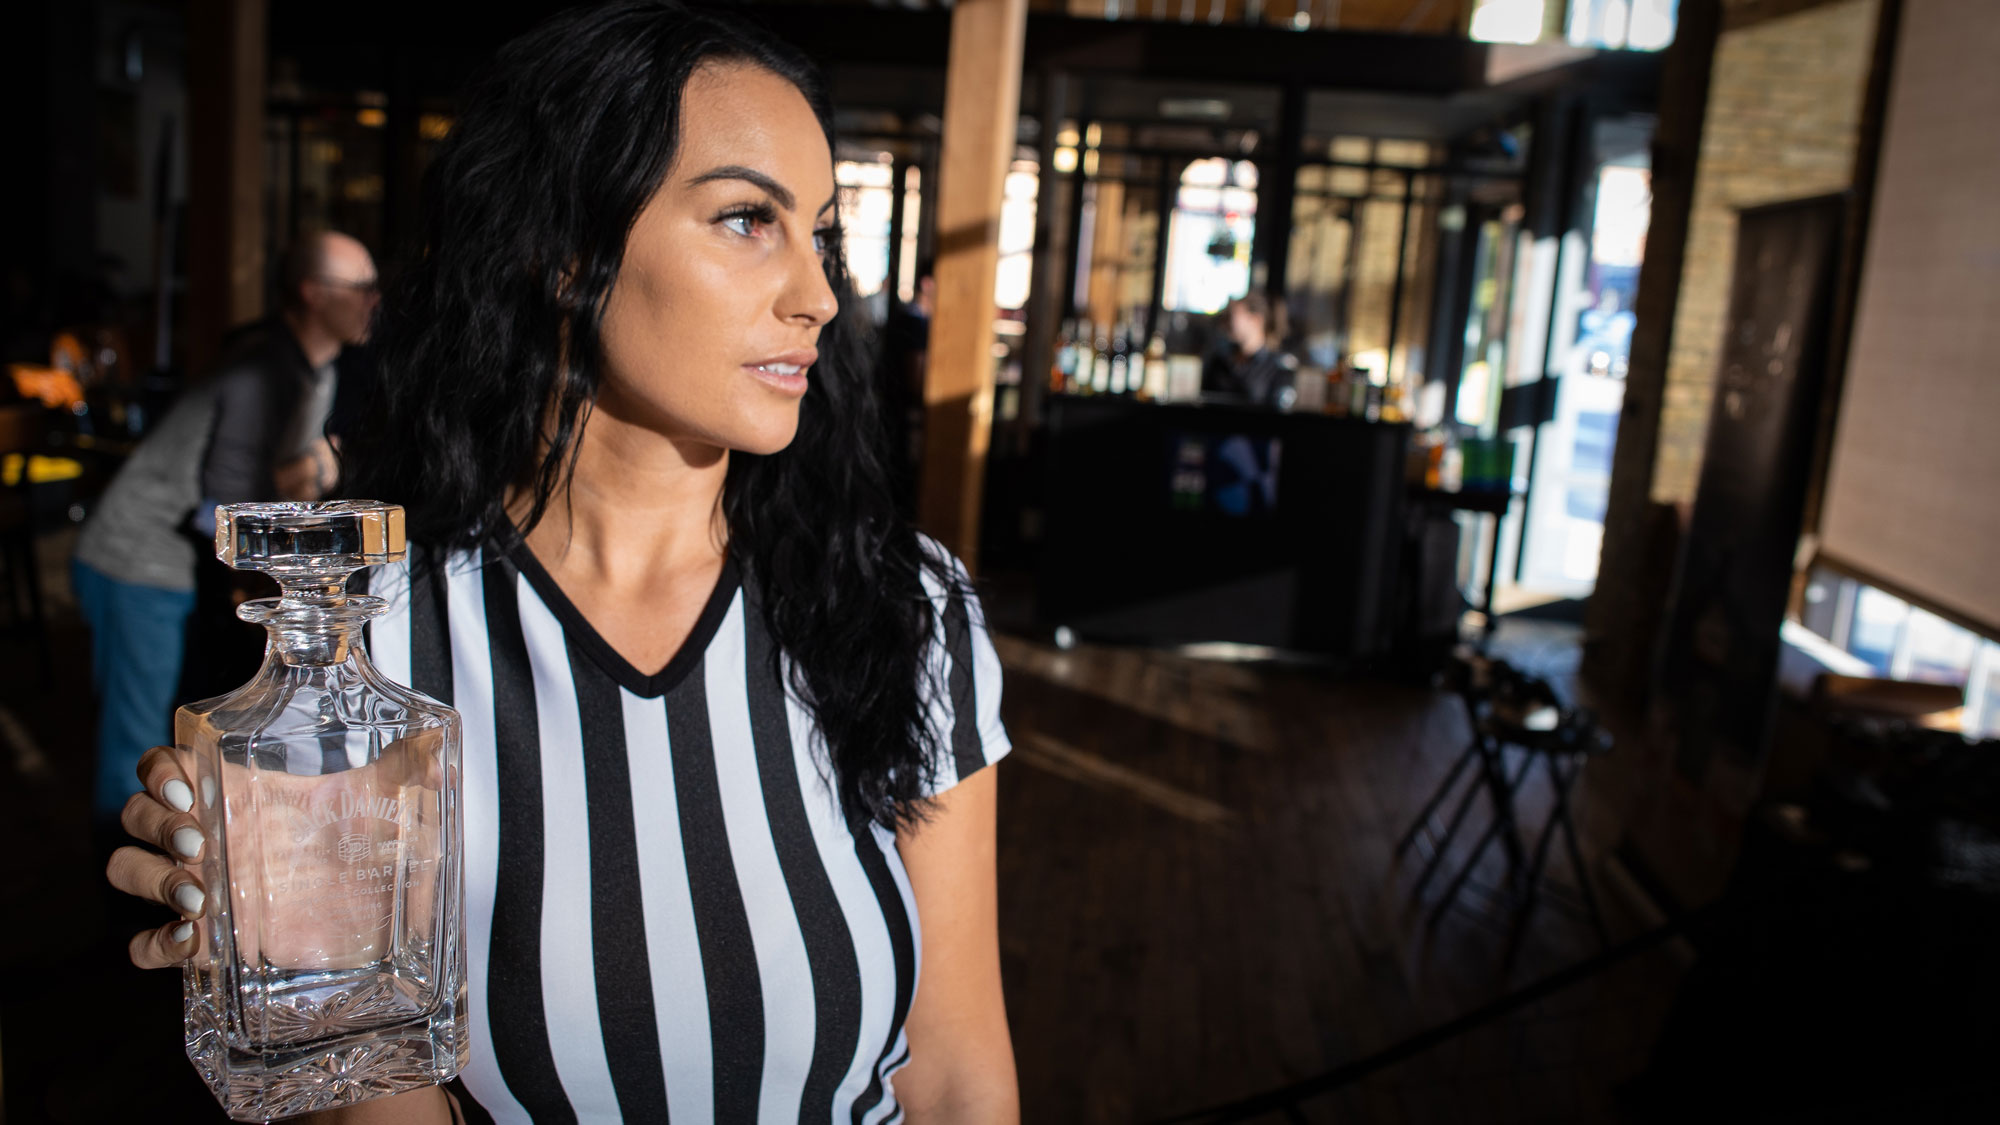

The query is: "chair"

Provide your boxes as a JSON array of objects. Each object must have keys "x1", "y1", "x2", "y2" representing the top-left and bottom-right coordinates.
[{"x1": 1396, "y1": 649, "x2": 1614, "y2": 965}]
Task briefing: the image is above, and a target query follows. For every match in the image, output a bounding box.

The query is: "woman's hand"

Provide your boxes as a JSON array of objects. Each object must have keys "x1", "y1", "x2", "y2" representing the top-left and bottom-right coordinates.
[
  {"x1": 102, "y1": 749, "x2": 459, "y2": 1125},
  {"x1": 103, "y1": 744, "x2": 208, "y2": 968}
]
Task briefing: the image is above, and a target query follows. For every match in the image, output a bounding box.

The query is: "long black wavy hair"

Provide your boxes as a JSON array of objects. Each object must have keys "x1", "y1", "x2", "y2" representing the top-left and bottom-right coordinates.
[{"x1": 342, "y1": 0, "x2": 956, "y2": 830}]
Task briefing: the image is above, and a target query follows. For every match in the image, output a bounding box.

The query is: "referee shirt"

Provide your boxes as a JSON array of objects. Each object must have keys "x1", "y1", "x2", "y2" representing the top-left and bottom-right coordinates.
[{"x1": 362, "y1": 537, "x2": 1010, "y2": 1123}]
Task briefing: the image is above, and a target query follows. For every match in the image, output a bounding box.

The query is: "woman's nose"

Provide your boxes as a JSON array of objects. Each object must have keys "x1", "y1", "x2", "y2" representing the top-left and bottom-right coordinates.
[{"x1": 785, "y1": 252, "x2": 839, "y2": 326}]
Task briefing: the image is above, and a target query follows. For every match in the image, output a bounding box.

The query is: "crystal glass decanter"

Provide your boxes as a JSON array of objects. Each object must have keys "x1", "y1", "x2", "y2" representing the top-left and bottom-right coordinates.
[{"x1": 178, "y1": 501, "x2": 466, "y2": 1122}]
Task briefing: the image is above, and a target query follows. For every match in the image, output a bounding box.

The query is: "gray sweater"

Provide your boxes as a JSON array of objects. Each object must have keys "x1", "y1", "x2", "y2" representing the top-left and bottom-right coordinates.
[{"x1": 74, "y1": 325, "x2": 334, "y2": 591}]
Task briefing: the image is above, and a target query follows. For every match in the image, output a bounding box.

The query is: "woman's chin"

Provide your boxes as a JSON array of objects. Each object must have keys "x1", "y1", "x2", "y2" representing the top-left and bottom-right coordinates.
[{"x1": 727, "y1": 411, "x2": 804, "y2": 457}]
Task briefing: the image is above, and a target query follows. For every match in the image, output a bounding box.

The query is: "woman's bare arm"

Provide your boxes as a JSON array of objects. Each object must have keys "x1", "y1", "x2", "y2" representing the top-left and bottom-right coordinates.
[{"x1": 890, "y1": 767, "x2": 1019, "y2": 1123}]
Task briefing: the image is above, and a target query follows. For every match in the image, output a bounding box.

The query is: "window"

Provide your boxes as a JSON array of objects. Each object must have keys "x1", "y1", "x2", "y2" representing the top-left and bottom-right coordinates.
[
  {"x1": 995, "y1": 161, "x2": 1039, "y2": 312},
  {"x1": 1966, "y1": 645, "x2": 2000, "y2": 740},
  {"x1": 1847, "y1": 586, "x2": 1911, "y2": 675},
  {"x1": 834, "y1": 158, "x2": 896, "y2": 307},
  {"x1": 1798, "y1": 566, "x2": 1998, "y2": 736},
  {"x1": 1471, "y1": 0, "x2": 1678, "y2": 50},
  {"x1": 1469, "y1": 0, "x2": 1550, "y2": 45},
  {"x1": 1576, "y1": 163, "x2": 1649, "y2": 379},
  {"x1": 1903, "y1": 608, "x2": 1981, "y2": 687},
  {"x1": 1567, "y1": 0, "x2": 1679, "y2": 51},
  {"x1": 1162, "y1": 158, "x2": 1258, "y2": 316}
]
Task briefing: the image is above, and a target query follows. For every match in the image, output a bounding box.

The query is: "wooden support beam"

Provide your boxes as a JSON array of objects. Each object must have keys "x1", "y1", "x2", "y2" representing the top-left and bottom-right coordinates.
[
  {"x1": 919, "y1": 0, "x2": 1028, "y2": 568},
  {"x1": 186, "y1": 0, "x2": 267, "y2": 374}
]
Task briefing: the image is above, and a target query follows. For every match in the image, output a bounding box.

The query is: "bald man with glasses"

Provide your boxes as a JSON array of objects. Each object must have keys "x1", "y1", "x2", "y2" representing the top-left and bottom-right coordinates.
[{"x1": 72, "y1": 231, "x2": 380, "y2": 827}]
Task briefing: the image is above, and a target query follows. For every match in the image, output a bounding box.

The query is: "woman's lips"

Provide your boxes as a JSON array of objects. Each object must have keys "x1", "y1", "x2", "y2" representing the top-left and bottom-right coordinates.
[
  {"x1": 745, "y1": 349, "x2": 817, "y2": 396},
  {"x1": 745, "y1": 361, "x2": 810, "y2": 396}
]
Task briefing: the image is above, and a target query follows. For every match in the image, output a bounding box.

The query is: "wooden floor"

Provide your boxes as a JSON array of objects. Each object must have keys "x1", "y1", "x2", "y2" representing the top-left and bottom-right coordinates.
[
  {"x1": 0, "y1": 538, "x2": 1685, "y2": 1123},
  {"x1": 991, "y1": 631, "x2": 1684, "y2": 1124}
]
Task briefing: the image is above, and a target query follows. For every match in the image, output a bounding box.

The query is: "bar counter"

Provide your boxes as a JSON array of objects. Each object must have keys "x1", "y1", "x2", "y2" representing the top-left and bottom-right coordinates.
[{"x1": 1036, "y1": 393, "x2": 1411, "y2": 663}]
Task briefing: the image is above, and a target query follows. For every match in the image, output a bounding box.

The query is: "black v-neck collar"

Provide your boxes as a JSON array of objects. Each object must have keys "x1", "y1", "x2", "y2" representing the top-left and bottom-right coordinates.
[{"x1": 498, "y1": 535, "x2": 742, "y2": 699}]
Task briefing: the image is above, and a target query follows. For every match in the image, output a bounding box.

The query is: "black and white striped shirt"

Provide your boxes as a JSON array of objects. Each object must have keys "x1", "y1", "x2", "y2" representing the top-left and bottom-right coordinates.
[{"x1": 361, "y1": 537, "x2": 1009, "y2": 1123}]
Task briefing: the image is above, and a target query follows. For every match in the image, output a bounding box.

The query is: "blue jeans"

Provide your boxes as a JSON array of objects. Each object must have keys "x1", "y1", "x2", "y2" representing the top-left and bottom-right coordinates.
[{"x1": 72, "y1": 560, "x2": 195, "y2": 819}]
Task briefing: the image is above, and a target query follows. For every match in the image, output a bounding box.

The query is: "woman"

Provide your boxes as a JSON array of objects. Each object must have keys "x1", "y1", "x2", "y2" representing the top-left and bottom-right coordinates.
[
  {"x1": 1200, "y1": 291, "x2": 1295, "y2": 408},
  {"x1": 102, "y1": 2, "x2": 1019, "y2": 1121}
]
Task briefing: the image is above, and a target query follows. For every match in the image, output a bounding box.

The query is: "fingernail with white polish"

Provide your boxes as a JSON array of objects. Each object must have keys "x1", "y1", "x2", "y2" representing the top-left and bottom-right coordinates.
[
  {"x1": 172, "y1": 827, "x2": 204, "y2": 859},
  {"x1": 173, "y1": 883, "x2": 205, "y2": 916},
  {"x1": 172, "y1": 921, "x2": 194, "y2": 943},
  {"x1": 201, "y1": 776, "x2": 216, "y2": 808},
  {"x1": 163, "y1": 778, "x2": 194, "y2": 812}
]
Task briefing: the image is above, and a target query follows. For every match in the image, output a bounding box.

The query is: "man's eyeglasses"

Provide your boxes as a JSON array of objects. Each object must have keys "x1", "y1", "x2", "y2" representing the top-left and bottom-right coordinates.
[{"x1": 315, "y1": 275, "x2": 380, "y2": 295}]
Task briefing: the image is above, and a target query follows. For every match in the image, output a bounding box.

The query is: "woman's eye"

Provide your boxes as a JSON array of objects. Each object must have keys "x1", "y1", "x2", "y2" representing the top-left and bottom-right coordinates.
[
  {"x1": 722, "y1": 212, "x2": 762, "y2": 237},
  {"x1": 812, "y1": 228, "x2": 835, "y2": 256}
]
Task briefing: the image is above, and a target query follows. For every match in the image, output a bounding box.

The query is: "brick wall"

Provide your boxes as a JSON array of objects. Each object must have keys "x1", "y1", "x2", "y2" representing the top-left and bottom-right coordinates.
[{"x1": 1650, "y1": 0, "x2": 1879, "y2": 503}]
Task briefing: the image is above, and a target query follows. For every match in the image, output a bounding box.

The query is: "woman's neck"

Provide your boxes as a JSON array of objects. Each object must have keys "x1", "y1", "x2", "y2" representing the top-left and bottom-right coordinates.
[{"x1": 513, "y1": 403, "x2": 730, "y2": 589}]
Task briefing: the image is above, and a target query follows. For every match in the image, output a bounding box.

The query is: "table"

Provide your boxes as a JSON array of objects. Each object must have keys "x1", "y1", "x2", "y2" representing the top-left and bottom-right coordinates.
[{"x1": 1408, "y1": 485, "x2": 1520, "y2": 643}]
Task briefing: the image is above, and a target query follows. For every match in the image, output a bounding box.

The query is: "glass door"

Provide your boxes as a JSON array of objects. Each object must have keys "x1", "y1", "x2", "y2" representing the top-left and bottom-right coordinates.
[{"x1": 1516, "y1": 131, "x2": 1653, "y2": 593}]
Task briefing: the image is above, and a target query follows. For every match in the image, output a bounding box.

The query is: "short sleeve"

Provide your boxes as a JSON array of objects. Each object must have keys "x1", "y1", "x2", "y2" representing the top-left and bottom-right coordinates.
[{"x1": 918, "y1": 541, "x2": 1012, "y2": 798}]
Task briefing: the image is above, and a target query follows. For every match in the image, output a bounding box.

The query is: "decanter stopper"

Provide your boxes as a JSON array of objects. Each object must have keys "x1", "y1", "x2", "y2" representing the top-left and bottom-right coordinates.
[{"x1": 216, "y1": 500, "x2": 406, "y2": 597}]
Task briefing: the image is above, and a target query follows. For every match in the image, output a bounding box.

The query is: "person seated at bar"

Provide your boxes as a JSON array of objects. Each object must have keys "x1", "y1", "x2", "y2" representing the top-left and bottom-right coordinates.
[{"x1": 1200, "y1": 290, "x2": 1297, "y2": 409}]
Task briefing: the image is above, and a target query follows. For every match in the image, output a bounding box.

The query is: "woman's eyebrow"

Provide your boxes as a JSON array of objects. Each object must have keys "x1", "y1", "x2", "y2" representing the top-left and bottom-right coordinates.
[{"x1": 688, "y1": 164, "x2": 836, "y2": 215}]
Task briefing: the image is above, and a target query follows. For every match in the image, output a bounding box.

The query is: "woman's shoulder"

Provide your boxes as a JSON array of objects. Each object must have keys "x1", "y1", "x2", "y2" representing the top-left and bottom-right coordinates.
[
  {"x1": 913, "y1": 529, "x2": 964, "y2": 576},
  {"x1": 908, "y1": 534, "x2": 1013, "y2": 793},
  {"x1": 911, "y1": 532, "x2": 980, "y2": 609}
]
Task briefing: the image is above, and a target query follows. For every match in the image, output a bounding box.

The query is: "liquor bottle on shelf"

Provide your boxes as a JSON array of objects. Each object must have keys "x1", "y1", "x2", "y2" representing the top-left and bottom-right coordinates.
[
  {"x1": 1437, "y1": 429, "x2": 1464, "y2": 491},
  {"x1": 1091, "y1": 322, "x2": 1112, "y2": 394},
  {"x1": 1381, "y1": 379, "x2": 1408, "y2": 423},
  {"x1": 1349, "y1": 365, "x2": 1373, "y2": 419},
  {"x1": 179, "y1": 501, "x2": 466, "y2": 1122},
  {"x1": 1108, "y1": 323, "x2": 1130, "y2": 395},
  {"x1": 1142, "y1": 333, "x2": 1168, "y2": 400},
  {"x1": 1053, "y1": 318, "x2": 1079, "y2": 394},
  {"x1": 1076, "y1": 320, "x2": 1090, "y2": 387}
]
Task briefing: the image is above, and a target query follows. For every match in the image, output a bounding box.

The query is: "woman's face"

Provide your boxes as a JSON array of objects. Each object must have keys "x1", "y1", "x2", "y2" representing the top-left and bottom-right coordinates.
[
  {"x1": 1227, "y1": 302, "x2": 1263, "y2": 349},
  {"x1": 595, "y1": 62, "x2": 840, "y2": 457}
]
